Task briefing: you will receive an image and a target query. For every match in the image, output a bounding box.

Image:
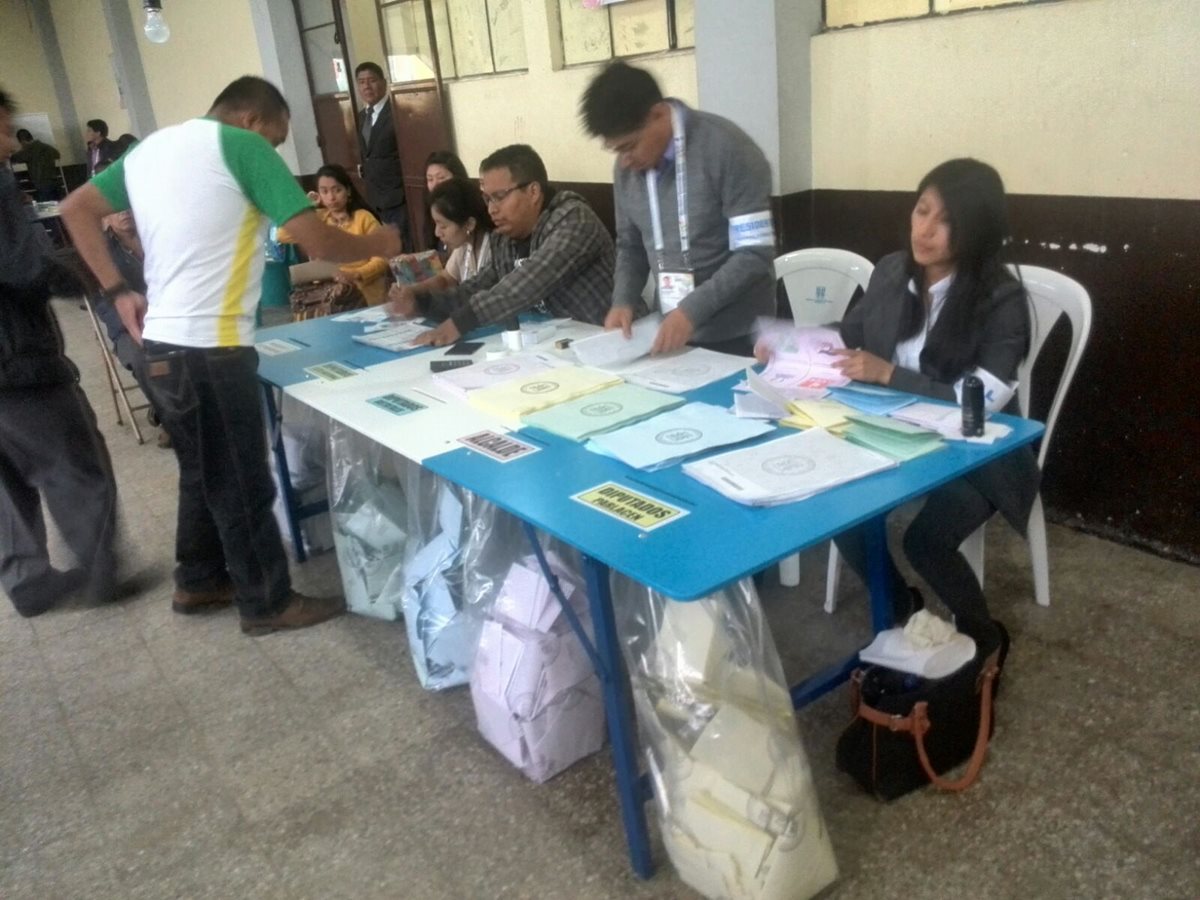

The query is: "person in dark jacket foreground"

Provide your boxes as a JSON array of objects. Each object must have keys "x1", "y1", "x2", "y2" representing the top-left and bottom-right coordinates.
[{"x1": 0, "y1": 87, "x2": 122, "y2": 617}]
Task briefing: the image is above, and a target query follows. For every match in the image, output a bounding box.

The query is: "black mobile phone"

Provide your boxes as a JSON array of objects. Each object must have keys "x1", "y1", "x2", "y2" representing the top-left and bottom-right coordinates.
[
  {"x1": 446, "y1": 341, "x2": 484, "y2": 356},
  {"x1": 430, "y1": 359, "x2": 474, "y2": 373}
]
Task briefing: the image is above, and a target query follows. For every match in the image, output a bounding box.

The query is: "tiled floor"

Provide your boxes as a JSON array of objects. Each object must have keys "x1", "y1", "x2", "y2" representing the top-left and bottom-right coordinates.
[{"x1": 1, "y1": 298, "x2": 1196, "y2": 899}]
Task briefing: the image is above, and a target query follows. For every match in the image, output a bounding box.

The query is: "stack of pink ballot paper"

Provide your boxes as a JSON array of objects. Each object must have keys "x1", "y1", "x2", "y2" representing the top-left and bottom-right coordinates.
[
  {"x1": 470, "y1": 553, "x2": 605, "y2": 783},
  {"x1": 747, "y1": 321, "x2": 851, "y2": 399}
]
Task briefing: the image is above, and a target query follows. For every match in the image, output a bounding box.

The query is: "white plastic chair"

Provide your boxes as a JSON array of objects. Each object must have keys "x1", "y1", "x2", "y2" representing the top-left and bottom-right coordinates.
[
  {"x1": 825, "y1": 264, "x2": 1093, "y2": 612},
  {"x1": 956, "y1": 265, "x2": 1093, "y2": 607},
  {"x1": 771, "y1": 248, "x2": 874, "y2": 588}
]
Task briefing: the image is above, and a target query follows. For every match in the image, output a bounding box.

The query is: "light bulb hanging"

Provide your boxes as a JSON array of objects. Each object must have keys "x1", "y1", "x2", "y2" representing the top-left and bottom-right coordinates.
[{"x1": 143, "y1": 1, "x2": 170, "y2": 44}]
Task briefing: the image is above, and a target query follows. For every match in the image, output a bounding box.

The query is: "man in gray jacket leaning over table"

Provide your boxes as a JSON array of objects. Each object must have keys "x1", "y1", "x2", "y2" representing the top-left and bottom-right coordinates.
[{"x1": 581, "y1": 61, "x2": 776, "y2": 358}]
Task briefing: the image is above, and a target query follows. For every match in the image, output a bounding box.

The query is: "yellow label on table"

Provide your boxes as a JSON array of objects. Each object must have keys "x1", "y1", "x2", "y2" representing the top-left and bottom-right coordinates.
[{"x1": 572, "y1": 482, "x2": 688, "y2": 532}]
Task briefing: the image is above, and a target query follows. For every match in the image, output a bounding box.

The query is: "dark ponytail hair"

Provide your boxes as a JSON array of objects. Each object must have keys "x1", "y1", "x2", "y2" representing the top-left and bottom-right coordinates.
[
  {"x1": 429, "y1": 177, "x2": 493, "y2": 234},
  {"x1": 315, "y1": 163, "x2": 369, "y2": 215},
  {"x1": 898, "y1": 158, "x2": 1022, "y2": 380}
]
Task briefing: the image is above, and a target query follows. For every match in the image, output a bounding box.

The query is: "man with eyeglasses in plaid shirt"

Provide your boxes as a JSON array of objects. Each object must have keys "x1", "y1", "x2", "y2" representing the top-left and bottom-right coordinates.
[{"x1": 392, "y1": 144, "x2": 625, "y2": 347}]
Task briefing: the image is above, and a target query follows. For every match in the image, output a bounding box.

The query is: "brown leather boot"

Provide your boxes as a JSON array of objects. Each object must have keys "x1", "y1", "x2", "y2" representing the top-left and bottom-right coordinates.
[
  {"x1": 239, "y1": 591, "x2": 345, "y2": 636},
  {"x1": 172, "y1": 583, "x2": 236, "y2": 615}
]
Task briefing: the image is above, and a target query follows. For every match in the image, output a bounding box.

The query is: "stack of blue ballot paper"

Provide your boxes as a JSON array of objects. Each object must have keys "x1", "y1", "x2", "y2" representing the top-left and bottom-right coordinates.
[
  {"x1": 586, "y1": 402, "x2": 773, "y2": 470},
  {"x1": 521, "y1": 382, "x2": 684, "y2": 441},
  {"x1": 827, "y1": 384, "x2": 917, "y2": 416},
  {"x1": 842, "y1": 412, "x2": 945, "y2": 461}
]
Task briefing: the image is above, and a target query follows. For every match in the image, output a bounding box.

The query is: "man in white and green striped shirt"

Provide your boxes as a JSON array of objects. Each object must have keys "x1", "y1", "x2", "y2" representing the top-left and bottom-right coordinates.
[{"x1": 63, "y1": 76, "x2": 401, "y2": 635}]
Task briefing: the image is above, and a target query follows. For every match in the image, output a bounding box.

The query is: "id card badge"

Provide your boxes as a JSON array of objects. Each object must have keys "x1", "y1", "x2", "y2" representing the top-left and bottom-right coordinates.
[{"x1": 657, "y1": 270, "x2": 695, "y2": 314}]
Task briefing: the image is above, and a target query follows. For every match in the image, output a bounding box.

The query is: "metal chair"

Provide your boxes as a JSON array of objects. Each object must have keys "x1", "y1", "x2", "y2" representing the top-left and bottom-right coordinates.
[
  {"x1": 81, "y1": 292, "x2": 150, "y2": 445},
  {"x1": 771, "y1": 248, "x2": 874, "y2": 588},
  {"x1": 825, "y1": 264, "x2": 1093, "y2": 612}
]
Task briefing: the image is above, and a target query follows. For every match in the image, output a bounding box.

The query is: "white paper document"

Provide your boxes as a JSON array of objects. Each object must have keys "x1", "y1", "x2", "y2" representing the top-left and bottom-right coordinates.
[
  {"x1": 432, "y1": 354, "x2": 552, "y2": 398},
  {"x1": 331, "y1": 306, "x2": 393, "y2": 323},
  {"x1": 350, "y1": 320, "x2": 433, "y2": 352},
  {"x1": 890, "y1": 401, "x2": 1013, "y2": 443},
  {"x1": 571, "y1": 314, "x2": 661, "y2": 369},
  {"x1": 683, "y1": 427, "x2": 897, "y2": 506},
  {"x1": 587, "y1": 402, "x2": 773, "y2": 470},
  {"x1": 624, "y1": 347, "x2": 751, "y2": 394}
]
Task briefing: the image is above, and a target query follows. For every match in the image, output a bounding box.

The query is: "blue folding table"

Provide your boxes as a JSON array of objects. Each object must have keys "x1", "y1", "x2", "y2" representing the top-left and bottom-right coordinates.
[{"x1": 256, "y1": 317, "x2": 1044, "y2": 878}]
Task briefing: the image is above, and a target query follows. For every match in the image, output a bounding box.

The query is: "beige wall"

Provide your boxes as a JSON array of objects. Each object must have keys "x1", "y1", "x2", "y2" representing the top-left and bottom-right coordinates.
[
  {"x1": 0, "y1": 2, "x2": 71, "y2": 158},
  {"x1": 446, "y1": 1, "x2": 696, "y2": 183},
  {"x1": 50, "y1": 0, "x2": 131, "y2": 155},
  {"x1": 811, "y1": 0, "x2": 1200, "y2": 199},
  {"x1": 127, "y1": 0, "x2": 264, "y2": 128}
]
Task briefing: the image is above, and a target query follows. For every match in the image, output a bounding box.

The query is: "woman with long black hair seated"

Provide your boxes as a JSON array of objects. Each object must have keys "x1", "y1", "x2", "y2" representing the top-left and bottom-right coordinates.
[
  {"x1": 828, "y1": 157, "x2": 1038, "y2": 642},
  {"x1": 388, "y1": 177, "x2": 493, "y2": 306}
]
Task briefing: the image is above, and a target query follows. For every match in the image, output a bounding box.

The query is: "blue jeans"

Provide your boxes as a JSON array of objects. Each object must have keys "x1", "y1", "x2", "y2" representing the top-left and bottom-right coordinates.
[{"x1": 143, "y1": 342, "x2": 290, "y2": 617}]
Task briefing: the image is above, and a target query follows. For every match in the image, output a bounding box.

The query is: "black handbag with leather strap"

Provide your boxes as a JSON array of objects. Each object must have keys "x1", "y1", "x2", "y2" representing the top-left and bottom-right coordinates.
[{"x1": 835, "y1": 622, "x2": 1007, "y2": 801}]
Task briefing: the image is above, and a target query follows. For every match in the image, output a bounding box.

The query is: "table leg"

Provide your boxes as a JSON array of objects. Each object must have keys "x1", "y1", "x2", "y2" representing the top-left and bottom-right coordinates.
[
  {"x1": 863, "y1": 513, "x2": 895, "y2": 634},
  {"x1": 789, "y1": 513, "x2": 894, "y2": 708},
  {"x1": 581, "y1": 555, "x2": 654, "y2": 880},
  {"x1": 261, "y1": 383, "x2": 307, "y2": 563}
]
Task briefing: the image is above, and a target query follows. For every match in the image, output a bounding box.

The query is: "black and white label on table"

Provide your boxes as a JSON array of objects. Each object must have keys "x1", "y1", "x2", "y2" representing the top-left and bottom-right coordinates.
[{"x1": 458, "y1": 430, "x2": 541, "y2": 463}]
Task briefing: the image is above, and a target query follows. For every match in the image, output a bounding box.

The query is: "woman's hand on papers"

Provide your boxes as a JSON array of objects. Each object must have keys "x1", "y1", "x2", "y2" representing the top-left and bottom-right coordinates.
[
  {"x1": 603, "y1": 305, "x2": 634, "y2": 338},
  {"x1": 412, "y1": 318, "x2": 461, "y2": 347},
  {"x1": 651, "y1": 309, "x2": 694, "y2": 355},
  {"x1": 753, "y1": 339, "x2": 772, "y2": 364},
  {"x1": 830, "y1": 348, "x2": 895, "y2": 385},
  {"x1": 387, "y1": 284, "x2": 419, "y2": 318}
]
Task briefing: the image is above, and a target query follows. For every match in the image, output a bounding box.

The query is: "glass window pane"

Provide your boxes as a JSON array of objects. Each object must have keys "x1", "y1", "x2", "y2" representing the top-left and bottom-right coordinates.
[
  {"x1": 559, "y1": 0, "x2": 612, "y2": 66},
  {"x1": 297, "y1": 0, "x2": 334, "y2": 29},
  {"x1": 431, "y1": 0, "x2": 457, "y2": 79},
  {"x1": 382, "y1": 2, "x2": 437, "y2": 82},
  {"x1": 488, "y1": 0, "x2": 526, "y2": 72},
  {"x1": 302, "y1": 24, "x2": 348, "y2": 94},
  {"x1": 446, "y1": 0, "x2": 493, "y2": 77},
  {"x1": 674, "y1": 0, "x2": 695, "y2": 49},
  {"x1": 611, "y1": 0, "x2": 669, "y2": 57}
]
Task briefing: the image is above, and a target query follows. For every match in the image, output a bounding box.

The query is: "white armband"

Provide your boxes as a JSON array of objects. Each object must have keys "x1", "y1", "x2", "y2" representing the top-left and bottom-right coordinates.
[{"x1": 728, "y1": 211, "x2": 775, "y2": 250}]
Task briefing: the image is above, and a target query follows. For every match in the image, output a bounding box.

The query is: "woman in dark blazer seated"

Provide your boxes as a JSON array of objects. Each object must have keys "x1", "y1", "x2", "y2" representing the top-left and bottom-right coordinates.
[{"x1": 830, "y1": 157, "x2": 1039, "y2": 640}]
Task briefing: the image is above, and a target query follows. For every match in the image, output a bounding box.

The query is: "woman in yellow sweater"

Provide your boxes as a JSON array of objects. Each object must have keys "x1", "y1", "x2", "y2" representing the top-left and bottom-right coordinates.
[{"x1": 281, "y1": 164, "x2": 390, "y2": 305}]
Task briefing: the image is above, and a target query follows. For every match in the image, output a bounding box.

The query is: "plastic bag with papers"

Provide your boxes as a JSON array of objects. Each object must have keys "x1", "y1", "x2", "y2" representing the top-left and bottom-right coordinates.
[
  {"x1": 400, "y1": 465, "x2": 526, "y2": 690},
  {"x1": 268, "y1": 400, "x2": 334, "y2": 556},
  {"x1": 611, "y1": 575, "x2": 838, "y2": 900},
  {"x1": 470, "y1": 544, "x2": 605, "y2": 782},
  {"x1": 327, "y1": 420, "x2": 409, "y2": 620}
]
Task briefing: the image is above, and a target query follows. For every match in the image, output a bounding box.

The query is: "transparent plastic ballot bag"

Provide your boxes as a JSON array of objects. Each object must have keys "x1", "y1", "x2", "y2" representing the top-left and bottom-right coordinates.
[
  {"x1": 610, "y1": 575, "x2": 838, "y2": 900},
  {"x1": 399, "y1": 465, "x2": 527, "y2": 691},
  {"x1": 470, "y1": 542, "x2": 605, "y2": 782},
  {"x1": 269, "y1": 400, "x2": 333, "y2": 556},
  {"x1": 327, "y1": 421, "x2": 409, "y2": 621}
]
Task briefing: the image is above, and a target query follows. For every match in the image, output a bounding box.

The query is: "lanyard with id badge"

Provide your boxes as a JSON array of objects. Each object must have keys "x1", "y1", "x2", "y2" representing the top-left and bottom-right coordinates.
[{"x1": 647, "y1": 103, "x2": 693, "y2": 315}]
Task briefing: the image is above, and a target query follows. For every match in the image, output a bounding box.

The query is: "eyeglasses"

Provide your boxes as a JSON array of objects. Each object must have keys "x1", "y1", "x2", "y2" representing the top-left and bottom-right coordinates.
[{"x1": 481, "y1": 182, "x2": 531, "y2": 207}]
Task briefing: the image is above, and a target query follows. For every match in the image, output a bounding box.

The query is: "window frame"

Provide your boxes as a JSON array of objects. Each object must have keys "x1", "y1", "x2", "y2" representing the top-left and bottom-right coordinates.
[{"x1": 557, "y1": 0, "x2": 694, "y2": 70}]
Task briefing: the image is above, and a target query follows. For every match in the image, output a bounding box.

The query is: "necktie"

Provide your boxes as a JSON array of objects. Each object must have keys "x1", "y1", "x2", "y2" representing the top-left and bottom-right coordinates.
[{"x1": 361, "y1": 107, "x2": 374, "y2": 146}]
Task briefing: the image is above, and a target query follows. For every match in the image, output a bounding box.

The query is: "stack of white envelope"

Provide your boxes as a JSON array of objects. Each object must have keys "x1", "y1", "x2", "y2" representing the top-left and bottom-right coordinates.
[
  {"x1": 401, "y1": 484, "x2": 478, "y2": 690},
  {"x1": 640, "y1": 601, "x2": 838, "y2": 900},
  {"x1": 470, "y1": 553, "x2": 605, "y2": 783},
  {"x1": 332, "y1": 480, "x2": 408, "y2": 621}
]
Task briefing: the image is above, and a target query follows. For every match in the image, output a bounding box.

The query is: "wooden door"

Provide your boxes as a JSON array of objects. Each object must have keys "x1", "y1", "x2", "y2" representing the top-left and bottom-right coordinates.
[{"x1": 390, "y1": 82, "x2": 452, "y2": 250}]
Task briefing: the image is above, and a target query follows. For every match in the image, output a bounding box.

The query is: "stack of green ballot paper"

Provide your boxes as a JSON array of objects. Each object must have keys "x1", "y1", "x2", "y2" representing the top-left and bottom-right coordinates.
[
  {"x1": 843, "y1": 412, "x2": 944, "y2": 461},
  {"x1": 468, "y1": 365, "x2": 622, "y2": 420},
  {"x1": 521, "y1": 383, "x2": 684, "y2": 441}
]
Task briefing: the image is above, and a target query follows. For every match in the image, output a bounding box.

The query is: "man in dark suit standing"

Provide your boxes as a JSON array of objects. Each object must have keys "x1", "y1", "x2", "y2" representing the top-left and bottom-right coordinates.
[{"x1": 354, "y1": 62, "x2": 409, "y2": 250}]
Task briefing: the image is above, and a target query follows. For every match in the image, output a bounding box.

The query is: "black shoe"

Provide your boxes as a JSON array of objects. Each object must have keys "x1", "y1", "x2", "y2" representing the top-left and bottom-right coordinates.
[
  {"x1": 11, "y1": 568, "x2": 88, "y2": 618},
  {"x1": 891, "y1": 585, "x2": 925, "y2": 625}
]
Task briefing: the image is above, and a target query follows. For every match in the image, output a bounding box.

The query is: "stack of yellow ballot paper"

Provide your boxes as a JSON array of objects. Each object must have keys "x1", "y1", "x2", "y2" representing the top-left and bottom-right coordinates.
[
  {"x1": 779, "y1": 398, "x2": 854, "y2": 433},
  {"x1": 842, "y1": 412, "x2": 944, "y2": 461},
  {"x1": 467, "y1": 365, "x2": 622, "y2": 420}
]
